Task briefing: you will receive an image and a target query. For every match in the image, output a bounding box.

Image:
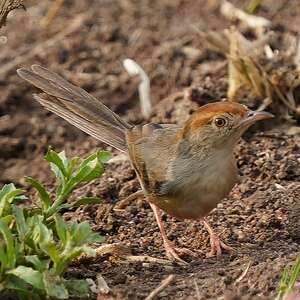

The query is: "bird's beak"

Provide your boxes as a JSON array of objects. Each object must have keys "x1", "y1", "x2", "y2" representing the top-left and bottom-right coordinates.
[{"x1": 239, "y1": 110, "x2": 274, "y2": 128}]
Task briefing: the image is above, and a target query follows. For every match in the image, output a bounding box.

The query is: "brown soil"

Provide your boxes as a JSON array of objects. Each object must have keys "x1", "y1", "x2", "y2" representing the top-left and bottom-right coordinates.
[{"x1": 0, "y1": 0, "x2": 299, "y2": 299}]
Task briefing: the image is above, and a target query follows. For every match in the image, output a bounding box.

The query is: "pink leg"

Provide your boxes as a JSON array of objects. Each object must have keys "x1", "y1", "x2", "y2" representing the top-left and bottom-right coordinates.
[
  {"x1": 202, "y1": 218, "x2": 233, "y2": 258},
  {"x1": 150, "y1": 203, "x2": 196, "y2": 264}
]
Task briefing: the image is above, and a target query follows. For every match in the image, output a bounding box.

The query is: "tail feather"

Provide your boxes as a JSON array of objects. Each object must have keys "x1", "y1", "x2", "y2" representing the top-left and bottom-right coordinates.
[{"x1": 17, "y1": 65, "x2": 131, "y2": 152}]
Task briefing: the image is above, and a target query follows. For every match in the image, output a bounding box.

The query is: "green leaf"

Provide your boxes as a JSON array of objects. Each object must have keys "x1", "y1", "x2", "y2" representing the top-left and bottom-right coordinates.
[
  {"x1": 35, "y1": 222, "x2": 60, "y2": 266},
  {"x1": 54, "y1": 215, "x2": 67, "y2": 246},
  {"x1": 25, "y1": 177, "x2": 52, "y2": 211},
  {"x1": 75, "y1": 159, "x2": 102, "y2": 183},
  {"x1": 69, "y1": 221, "x2": 104, "y2": 245},
  {"x1": 25, "y1": 255, "x2": 49, "y2": 273},
  {"x1": 67, "y1": 159, "x2": 103, "y2": 191},
  {"x1": 43, "y1": 271, "x2": 68, "y2": 299},
  {"x1": 276, "y1": 256, "x2": 300, "y2": 299},
  {"x1": 80, "y1": 150, "x2": 111, "y2": 167},
  {"x1": 79, "y1": 152, "x2": 98, "y2": 168},
  {"x1": 78, "y1": 151, "x2": 108, "y2": 178},
  {"x1": 247, "y1": 0, "x2": 263, "y2": 14},
  {"x1": 31, "y1": 216, "x2": 49, "y2": 242},
  {"x1": 72, "y1": 197, "x2": 102, "y2": 207},
  {"x1": 4, "y1": 275, "x2": 29, "y2": 293},
  {"x1": 40, "y1": 241, "x2": 60, "y2": 267},
  {"x1": 64, "y1": 279, "x2": 89, "y2": 297},
  {"x1": 89, "y1": 232, "x2": 105, "y2": 244},
  {"x1": 58, "y1": 151, "x2": 69, "y2": 170},
  {"x1": 287, "y1": 256, "x2": 300, "y2": 291},
  {"x1": 0, "y1": 184, "x2": 25, "y2": 217},
  {"x1": 0, "y1": 240, "x2": 8, "y2": 273},
  {"x1": 70, "y1": 221, "x2": 93, "y2": 246},
  {"x1": 0, "y1": 219, "x2": 16, "y2": 269},
  {"x1": 28, "y1": 215, "x2": 44, "y2": 244},
  {"x1": 0, "y1": 183, "x2": 17, "y2": 199},
  {"x1": 97, "y1": 150, "x2": 112, "y2": 164},
  {"x1": 14, "y1": 195, "x2": 27, "y2": 202},
  {"x1": 1, "y1": 215, "x2": 13, "y2": 226},
  {"x1": 66, "y1": 156, "x2": 80, "y2": 177},
  {"x1": 61, "y1": 245, "x2": 95, "y2": 269},
  {"x1": 30, "y1": 216, "x2": 61, "y2": 265},
  {"x1": 13, "y1": 206, "x2": 28, "y2": 241},
  {"x1": 45, "y1": 148, "x2": 68, "y2": 182},
  {"x1": 7, "y1": 266, "x2": 44, "y2": 290}
]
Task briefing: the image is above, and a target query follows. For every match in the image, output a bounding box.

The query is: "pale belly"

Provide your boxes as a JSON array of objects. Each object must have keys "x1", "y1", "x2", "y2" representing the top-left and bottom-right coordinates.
[{"x1": 150, "y1": 158, "x2": 238, "y2": 220}]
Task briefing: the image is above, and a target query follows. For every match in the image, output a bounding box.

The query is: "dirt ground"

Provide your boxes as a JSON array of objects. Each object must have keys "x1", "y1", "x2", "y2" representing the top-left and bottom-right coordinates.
[{"x1": 0, "y1": 0, "x2": 299, "y2": 299}]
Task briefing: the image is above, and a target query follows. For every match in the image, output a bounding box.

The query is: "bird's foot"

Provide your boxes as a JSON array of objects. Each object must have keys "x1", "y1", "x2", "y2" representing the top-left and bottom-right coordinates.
[
  {"x1": 207, "y1": 233, "x2": 233, "y2": 258},
  {"x1": 202, "y1": 219, "x2": 233, "y2": 258},
  {"x1": 163, "y1": 241, "x2": 197, "y2": 265}
]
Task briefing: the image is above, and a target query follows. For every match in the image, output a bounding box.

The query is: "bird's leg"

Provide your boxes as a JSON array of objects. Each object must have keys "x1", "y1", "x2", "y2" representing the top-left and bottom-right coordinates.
[
  {"x1": 150, "y1": 203, "x2": 195, "y2": 264},
  {"x1": 202, "y1": 218, "x2": 233, "y2": 258}
]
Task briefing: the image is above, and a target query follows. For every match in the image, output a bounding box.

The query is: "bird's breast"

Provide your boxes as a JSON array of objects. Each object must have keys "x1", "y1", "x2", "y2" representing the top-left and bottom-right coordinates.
[{"x1": 150, "y1": 153, "x2": 238, "y2": 220}]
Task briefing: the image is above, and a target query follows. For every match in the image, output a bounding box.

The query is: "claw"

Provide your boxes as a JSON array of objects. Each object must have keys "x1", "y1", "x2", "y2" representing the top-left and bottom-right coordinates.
[
  {"x1": 150, "y1": 203, "x2": 197, "y2": 265},
  {"x1": 206, "y1": 233, "x2": 233, "y2": 258},
  {"x1": 163, "y1": 241, "x2": 196, "y2": 265},
  {"x1": 202, "y1": 219, "x2": 233, "y2": 258}
]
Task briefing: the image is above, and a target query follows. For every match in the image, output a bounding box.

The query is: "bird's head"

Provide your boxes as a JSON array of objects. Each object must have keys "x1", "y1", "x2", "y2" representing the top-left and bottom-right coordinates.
[{"x1": 182, "y1": 101, "x2": 273, "y2": 151}]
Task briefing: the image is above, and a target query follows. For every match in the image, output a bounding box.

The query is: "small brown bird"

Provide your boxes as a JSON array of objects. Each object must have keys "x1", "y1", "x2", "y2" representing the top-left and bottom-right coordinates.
[{"x1": 17, "y1": 65, "x2": 273, "y2": 264}]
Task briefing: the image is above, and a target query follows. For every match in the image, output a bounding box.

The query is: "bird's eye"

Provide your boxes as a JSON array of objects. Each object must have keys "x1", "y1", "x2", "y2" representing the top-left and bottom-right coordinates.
[{"x1": 214, "y1": 117, "x2": 227, "y2": 127}]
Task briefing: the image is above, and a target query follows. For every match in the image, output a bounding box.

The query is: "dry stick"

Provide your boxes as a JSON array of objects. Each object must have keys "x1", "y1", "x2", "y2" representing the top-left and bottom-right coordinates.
[
  {"x1": 194, "y1": 279, "x2": 201, "y2": 300},
  {"x1": 76, "y1": 243, "x2": 173, "y2": 266},
  {"x1": 145, "y1": 275, "x2": 175, "y2": 300},
  {"x1": 40, "y1": 0, "x2": 65, "y2": 28},
  {"x1": 114, "y1": 190, "x2": 144, "y2": 210},
  {"x1": 125, "y1": 255, "x2": 173, "y2": 265},
  {"x1": 0, "y1": 13, "x2": 88, "y2": 78},
  {"x1": 235, "y1": 260, "x2": 252, "y2": 283},
  {"x1": 272, "y1": 83, "x2": 300, "y2": 115}
]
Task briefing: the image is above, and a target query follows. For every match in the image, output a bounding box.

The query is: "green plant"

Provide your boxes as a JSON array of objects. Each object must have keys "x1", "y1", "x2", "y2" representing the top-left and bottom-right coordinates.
[
  {"x1": 0, "y1": 149, "x2": 110, "y2": 299},
  {"x1": 247, "y1": 0, "x2": 264, "y2": 14},
  {"x1": 276, "y1": 256, "x2": 300, "y2": 300},
  {"x1": 29, "y1": 148, "x2": 111, "y2": 218}
]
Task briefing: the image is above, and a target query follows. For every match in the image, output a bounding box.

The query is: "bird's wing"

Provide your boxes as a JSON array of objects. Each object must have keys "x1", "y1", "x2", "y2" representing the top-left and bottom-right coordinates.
[{"x1": 126, "y1": 123, "x2": 181, "y2": 194}]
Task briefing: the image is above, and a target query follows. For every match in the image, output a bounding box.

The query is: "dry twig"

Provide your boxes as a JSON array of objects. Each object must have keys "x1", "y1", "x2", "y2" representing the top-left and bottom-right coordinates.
[
  {"x1": 194, "y1": 279, "x2": 201, "y2": 300},
  {"x1": 235, "y1": 260, "x2": 252, "y2": 283},
  {"x1": 40, "y1": 0, "x2": 64, "y2": 28},
  {"x1": 145, "y1": 275, "x2": 175, "y2": 300},
  {"x1": 125, "y1": 256, "x2": 173, "y2": 265},
  {"x1": 76, "y1": 243, "x2": 173, "y2": 266},
  {"x1": 114, "y1": 190, "x2": 144, "y2": 210}
]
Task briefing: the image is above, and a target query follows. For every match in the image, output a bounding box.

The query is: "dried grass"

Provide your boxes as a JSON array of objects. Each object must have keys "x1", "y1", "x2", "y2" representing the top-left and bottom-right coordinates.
[
  {"x1": 0, "y1": 0, "x2": 24, "y2": 28},
  {"x1": 195, "y1": 17, "x2": 300, "y2": 120}
]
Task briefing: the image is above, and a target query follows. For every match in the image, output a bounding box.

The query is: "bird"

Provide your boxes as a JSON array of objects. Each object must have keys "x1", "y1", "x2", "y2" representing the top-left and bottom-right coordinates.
[{"x1": 17, "y1": 65, "x2": 273, "y2": 264}]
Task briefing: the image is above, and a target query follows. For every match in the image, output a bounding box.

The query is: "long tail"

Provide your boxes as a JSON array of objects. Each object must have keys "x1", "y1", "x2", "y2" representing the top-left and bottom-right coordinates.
[{"x1": 17, "y1": 65, "x2": 132, "y2": 152}]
